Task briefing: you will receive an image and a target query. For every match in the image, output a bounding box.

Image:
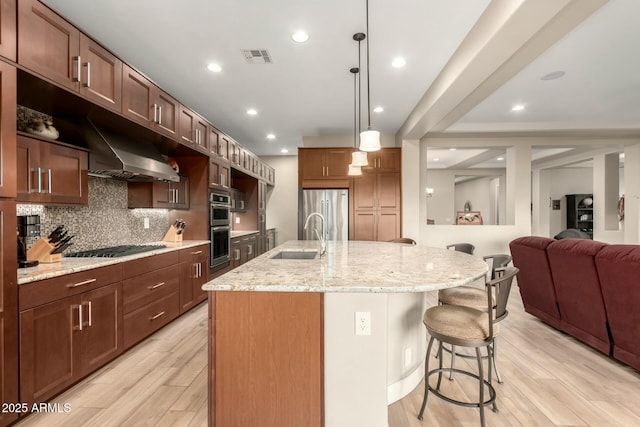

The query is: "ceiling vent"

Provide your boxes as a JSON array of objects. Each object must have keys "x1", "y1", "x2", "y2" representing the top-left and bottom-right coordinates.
[{"x1": 242, "y1": 49, "x2": 273, "y2": 64}]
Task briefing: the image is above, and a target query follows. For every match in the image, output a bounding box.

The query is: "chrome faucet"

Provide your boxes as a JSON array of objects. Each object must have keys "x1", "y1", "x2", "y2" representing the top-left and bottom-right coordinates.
[{"x1": 303, "y1": 212, "x2": 326, "y2": 256}]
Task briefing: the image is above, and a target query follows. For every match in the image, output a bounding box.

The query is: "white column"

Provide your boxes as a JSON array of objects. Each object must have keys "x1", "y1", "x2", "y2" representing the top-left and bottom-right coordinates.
[
  {"x1": 402, "y1": 139, "x2": 421, "y2": 242},
  {"x1": 624, "y1": 144, "x2": 640, "y2": 243},
  {"x1": 506, "y1": 144, "x2": 531, "y2": 228},
  {"x1": 593, "y1": 153, "x2": 620, "y2": 232}
]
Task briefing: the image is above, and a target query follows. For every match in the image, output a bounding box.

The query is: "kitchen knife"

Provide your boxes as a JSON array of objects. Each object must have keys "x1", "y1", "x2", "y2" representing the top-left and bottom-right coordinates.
[
  {"x1": 51, "y1": 242, "x2": 73, "y2": 255},
  {"x1": 55, "y1": 235, "x2": 74, "y2": 248},
  {"x1": 48, "y1": 225, "x2": 65, "y2": 243},
  {"x1": 177, "y1": 220, "x2": 186, "y2": 234}
]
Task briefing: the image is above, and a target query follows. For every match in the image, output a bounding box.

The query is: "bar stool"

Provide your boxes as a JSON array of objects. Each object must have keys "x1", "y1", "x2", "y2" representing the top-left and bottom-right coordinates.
[
  {"x1": 446, "y1": 243, "x2": 475, "y2": 254},
  {"x1": 438, "y1": 254, "x2": 512, "y2": 383},
  {"x1": 418, "y1": 266, "x2": 519, "y2": 426}
]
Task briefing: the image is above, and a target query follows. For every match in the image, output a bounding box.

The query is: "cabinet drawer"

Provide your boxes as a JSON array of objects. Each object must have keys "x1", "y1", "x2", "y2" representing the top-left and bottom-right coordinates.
[
  {"x1": 20, "y1": 264, "x2": 122, "y2": 311},
  {"x1": 122, "y1": 251, "x2": 179, "y2": 279},
  {"x1": 123, "y1": 291, "x2": 179, "y2": 349},
  {"x1": 179, "y1": 244, "x2": 209, "y2": 263},
  {"x1": 123, "y1": 265, "x2": 179, "y2": 314}
]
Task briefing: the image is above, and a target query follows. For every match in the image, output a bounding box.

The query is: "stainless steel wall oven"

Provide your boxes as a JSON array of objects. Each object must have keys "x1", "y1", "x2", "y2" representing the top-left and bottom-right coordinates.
[{"x1": 210, "y1": 192, "x2": 231, "y2": 270}]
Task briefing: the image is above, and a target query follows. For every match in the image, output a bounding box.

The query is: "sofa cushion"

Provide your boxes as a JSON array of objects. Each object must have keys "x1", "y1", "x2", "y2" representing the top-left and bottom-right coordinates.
[
  {"x1": 547, "y1": 239, "x2": 610, "y2": 354},
  {"x1": 509, "y1": 236, "x2": 561, "y2": 328},
  {"x1": 596, "y1": 245, "x2": 640, "y2": 370}
]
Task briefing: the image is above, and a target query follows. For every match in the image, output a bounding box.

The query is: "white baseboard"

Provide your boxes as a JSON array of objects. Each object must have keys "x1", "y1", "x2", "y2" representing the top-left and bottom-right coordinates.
[{"x1": 387, "y1": 361, "x2": 424, "y2": 404}]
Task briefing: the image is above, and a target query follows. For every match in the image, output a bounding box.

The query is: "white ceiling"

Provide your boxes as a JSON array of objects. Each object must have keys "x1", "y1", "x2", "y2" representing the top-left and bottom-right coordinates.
[{"x1": 40, "y1": 0, "x2": 639, "y2": 163}]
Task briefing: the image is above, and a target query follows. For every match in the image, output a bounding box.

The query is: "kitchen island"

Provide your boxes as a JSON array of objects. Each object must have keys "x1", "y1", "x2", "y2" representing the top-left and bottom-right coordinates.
[{"x1": 203, "y1": 240, "x2": 488, "y2": 427}]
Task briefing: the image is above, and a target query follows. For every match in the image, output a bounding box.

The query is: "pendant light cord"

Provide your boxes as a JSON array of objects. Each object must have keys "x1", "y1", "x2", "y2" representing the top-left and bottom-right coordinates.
[
  {"x1": 353, "y1": 69, "x2": 357, "y2": 149},
  {"x1": 366, "y1": 0, "x2": 371, "y2": 130},
  {"x1": 358, "y1": 39, "x2": 362, "y2": 139}
]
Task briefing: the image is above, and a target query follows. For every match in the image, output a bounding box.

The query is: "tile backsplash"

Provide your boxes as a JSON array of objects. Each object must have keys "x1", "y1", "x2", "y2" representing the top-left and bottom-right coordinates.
[{"x1": 17, "y1": 177, "x2": 169, "y2": 253}]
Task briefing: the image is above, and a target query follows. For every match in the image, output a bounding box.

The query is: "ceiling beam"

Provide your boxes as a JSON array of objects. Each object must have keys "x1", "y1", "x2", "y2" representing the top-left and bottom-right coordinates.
[
  {"x1": 447, "y1": 149, "x2": 505, "y2": 169},
  {"x1": 396, "y1": 0, "x2": 608, "y2": 142}
]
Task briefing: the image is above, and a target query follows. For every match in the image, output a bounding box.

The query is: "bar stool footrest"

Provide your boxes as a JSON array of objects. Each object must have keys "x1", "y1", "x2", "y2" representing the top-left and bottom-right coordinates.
[{"x1": 427, "y1": 367, "x2": 496, "y2": 408}]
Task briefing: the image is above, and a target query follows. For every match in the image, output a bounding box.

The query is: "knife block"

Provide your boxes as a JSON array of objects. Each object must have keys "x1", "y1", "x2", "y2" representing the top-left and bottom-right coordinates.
[
  {"x1": 27, "y1": 238, "x2": 62, "y2": 263},
  {"x1": 162, "y1": 225, "x2": 183, "y2": 243}
]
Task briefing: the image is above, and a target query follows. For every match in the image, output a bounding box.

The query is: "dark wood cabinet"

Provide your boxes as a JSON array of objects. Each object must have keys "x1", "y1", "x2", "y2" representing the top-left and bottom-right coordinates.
[
  {"x1": 16, "y1": 134, "x2": 88, "y2": 206},
  {"x1": 363, "y1": 148, "x2": 401, "y2": 172},
  {"x1": 0, "y1": 201, "x2": 18, "y2": 426},
  {"x1": 19, "y1": 278, "x2": 122, "y2": 406},
  {"x1": 0, "y1": 61, "x2": 16, "y2": 199},
  {"x1": 0, "y1": 0, "x2": 16, "y2": 61},
  {"x1": 179, "y1": 245, "x2": 209, "y2": 313},
  {"x1": 127, "y1": 176, "x2": 189, "y2": 209},
  {"x1": 122, "y1": 65, "x2": 179, "y2": 139},
  {"x1": 352, "y1": 210, "x2": 401, "y2": 242},
  {"x1": 17, "y1": 0, "x2": 80, "y2": 91},
  {"x1": 566, "y1": 193, "x2": 594, "y2": 239},
  {"x1": 179, "y1": 106, "x2": 209, "y2": 153},
  {"x1": 210, "y1": 157, "x2": 230, "y2": 189},
  {"x1": 231, "y1": 234, "x2": 258, "y2": 268},
  {"x1": 299, "y1": 148, "x2": 352, "y2": 187},
  {"x1": 216, "y1": 134, "x2": 229, "y2": 160},
  {"x1": 78, "y1": 35, "x2": 122, "y2": 112},
  {"x1": 352, "y1": 172, "x2": 400, "y2": 211}
]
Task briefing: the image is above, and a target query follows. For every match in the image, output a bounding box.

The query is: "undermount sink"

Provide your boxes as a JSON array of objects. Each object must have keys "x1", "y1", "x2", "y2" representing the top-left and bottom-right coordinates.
[{"x1": 270, "y1": 250, "x2": 318, "y2": 260}]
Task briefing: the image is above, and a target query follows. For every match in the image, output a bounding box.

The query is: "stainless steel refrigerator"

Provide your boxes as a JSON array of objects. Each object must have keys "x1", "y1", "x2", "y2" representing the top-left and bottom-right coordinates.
[{"x1": 299, "y1": 189, "x2": 349, "y2": 241}]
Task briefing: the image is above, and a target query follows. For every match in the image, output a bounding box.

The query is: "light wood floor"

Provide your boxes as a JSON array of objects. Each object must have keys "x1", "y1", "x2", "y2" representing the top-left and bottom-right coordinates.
[{"x1": 16, "y1": 287, "x2": 640, "y2": 427}]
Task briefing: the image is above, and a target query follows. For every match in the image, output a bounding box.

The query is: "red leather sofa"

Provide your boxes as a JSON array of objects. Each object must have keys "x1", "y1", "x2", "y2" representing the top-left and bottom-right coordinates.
[
  {"x1": 596, "y1": 245, "x2": 640, "y2": 371},
  {"x1": 510, "y1": 236, "x2": 640, "y2": 371}
]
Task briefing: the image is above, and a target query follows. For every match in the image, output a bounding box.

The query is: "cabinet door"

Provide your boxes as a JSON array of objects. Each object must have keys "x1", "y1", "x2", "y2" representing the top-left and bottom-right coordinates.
[
  {"x1": 122, "y1": 65, "x2": 152, "y2": 125},
  {"x1": 0, "y1": 0, "x2": 16, "y2": 61},
  {"x1": 16, "y1": 135, "x2": 40, "y2": 202},
  {"x1": 258, "y1": 180, "x2": 267, "y2": 210},
  {"x1": 154, "y1": 89, "x2": 179, "y2": 139},
  {"x1": 230, "y1": 241, "x2": 242, "y2": 269},
  {"x1": 0, "y1": 201, "x2": 18, "y2": 426},
  {"x1": 377, "y1": 172, "x2": 401, "y2": 210},
  {"x1": 152, "y1": 181, "x2": 172, "y2": 206},
  {"x1": 193, "y1": 252, "x2": 209, "y2": 304},
  {"x1": 20, "y1": 296, "x2": 82, "y2": 405},
  {"x1": 0, "y1": 61, "x2": 16, "y2": 198},
  {"x1": 42, "y1": 142, "x2": 88, "y2": 205},
  {"x1": 80, "y1": 283, "x2": 123, "y2": 376},
  {"x1": 179, "y1": 261, "x2": 197, "y2": 313},
  {"x1": 353, "y1": 211, "x2": 376, "y2": 241},
  {"x1": 173, "y1": 177, "x2": 189, "y2": 209},
  {"x1": 210, "y1": 158, "x2": 229, "y2": 189},
  {"x1": 377, "y1": 211, "x2": 401, "y2": 242},
  {"x1": 179, "y1": 105, "x2": 196, "y2": 145},
  {"x1": 375, "y1": 149, "x2": 401, "y2": 172},
  {"x1": 219, "y1": 136, "x2": 229, "y2": 160},
  {"x1": 299, "y1": 149, "x2": 325, "y2": 180},
  {"x1": 79, "y1": 35, "x2": 122, "y2": 112},
  {"x1": 17, "y1": 0, "x2": 80, "y2": 91},
  {"x1": 353, "y1": 172, "x2": 376, "y2": 210},
  {"x1": 194, "y1": 116, "x2": 208, "y2": 153},
  {"x1": 324, "y1": 149, "x2": 350, "y2": 178}
]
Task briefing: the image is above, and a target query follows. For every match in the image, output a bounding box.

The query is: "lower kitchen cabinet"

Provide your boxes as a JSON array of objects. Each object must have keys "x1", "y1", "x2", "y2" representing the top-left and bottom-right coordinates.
[
  {"x1": 123, "y1": 292, "x2": 179, "y2": 349},
  {"x1": 230, "y1": 234, "x2": 257, "y2": 268},
  {"x1": 179, "y1": 244, "x2": 209, "y2": 313},
  {"x1": 19, "y1": 281, "x2": 123, "y2": 405}
]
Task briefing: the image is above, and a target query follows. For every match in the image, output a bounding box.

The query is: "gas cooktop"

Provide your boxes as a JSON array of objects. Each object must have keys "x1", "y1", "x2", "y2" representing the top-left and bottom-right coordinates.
[{"x1": 65, "y1": 244, "x2": 166, "y2": 258}]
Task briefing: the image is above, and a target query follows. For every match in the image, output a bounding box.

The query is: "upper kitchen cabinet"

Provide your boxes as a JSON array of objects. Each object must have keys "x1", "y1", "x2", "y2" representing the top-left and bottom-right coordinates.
[
  {"x1": 179, "y1": 105, "x2": 208, "y2": 154},
  {"x1": 0, "y1": 0, "x2": 16, "y2": 61},
  {"x1": 363, "y1": 148, "x2": 401, "y2": 173},
  {"x1": 16, "y1": 134, "x2": 88, "y2": 206},
  {"x1": 216, "y1": 134, "x2": 229, "y2": 160},
  {"x1": 298, "y1": 148, "x2": 352, "y2": 188},
  {"x1": 122, "y1": 65, "x2": 179, "y2": 140},
  {"x1": 17, "y1": 0, "x2": 122, "y2": 112},
  {"x1": 209, "y1": 157, "x2": 229, "y2": 190},
  {"x1": 127, "y1": 176, "x2": 189, "y2": 210},
  {"x1": 0, "y1": 61, "x2": 16, "y2": 198}
]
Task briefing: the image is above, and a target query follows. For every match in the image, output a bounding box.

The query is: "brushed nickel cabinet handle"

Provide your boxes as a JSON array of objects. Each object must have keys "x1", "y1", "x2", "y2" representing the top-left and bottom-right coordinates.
[
  {"x1": 87, "y1": 301, "x2": 92, "y2": 327},
  {"x1": 72, "y1": 56, "x2": 81, "y2": 82},
  {"x1": 190, "y1": 250, "x2": 203, "y2": 255},
  {"x1": 75, "y1": 304, "x2": 83, "y2": 331},
  {"x1": 66, "y1": 278, "x2": 97, "y2": 288},
  {"x1": 148, "y1": 282, "x2": 166, "y2": 290},
  {"x1": 234, "y1": 248, "x2": 240, "y2": 261},
  {"x1": 37, "y1": 167, "x2": 42, "y2": 193},
  {"x1": 158, "y1": 106, "x2": 162, "y2": 125},
  {"x1": 84, "y1": 61, "x2": 91, "y2": 88},
  {"x1": 47, "y1": 169, "x2": 52, "y2": 194},
  {"x1": 153, "y1": 104, "x2": 158, "y2": 123},
  {"x1": 149, "y1": 311, "x2": 165, "y2": 321}
]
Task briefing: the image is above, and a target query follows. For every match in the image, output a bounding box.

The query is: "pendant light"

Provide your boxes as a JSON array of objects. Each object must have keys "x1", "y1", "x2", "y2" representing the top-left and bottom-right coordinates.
[
  {"x1": 347, "y1": 66, "x2": 363, "y2": 176},
  {"x1": 359, "y1": 0, "x2": 381, "y2": 152},
  {"x1": 351, "y1": 32, "x2": 368, "y2": 167}
]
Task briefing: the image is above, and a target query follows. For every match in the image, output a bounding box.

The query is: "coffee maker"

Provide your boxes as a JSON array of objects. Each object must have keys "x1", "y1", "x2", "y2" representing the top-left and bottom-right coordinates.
[{"x1": 18, "y1": 215, "x2": 40, "y2": 268}]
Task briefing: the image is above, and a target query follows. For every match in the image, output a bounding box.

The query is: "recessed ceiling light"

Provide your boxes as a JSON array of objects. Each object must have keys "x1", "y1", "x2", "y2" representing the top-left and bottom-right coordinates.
[
  {"x1": 541, "y1": 70, "x2": 565, "y2": 81},
  {"x1": 511, "y1": 104, "x2": 525, "y2": 112},
  {"x1": 281, "y1": 148, "x2": 289, "y2": 154},
  {"x1": 291, "y1": 31, "x2": 309, "y2": 43},
  {"x1": 207, "y1": 63, "x2": 222, "y2": 73},
  {"x1": 373, "y1": 106, "x2": 384, "y2": 113},
  {"x1": 266, "y1": 133, "x2": 276, "y2": 140},
  {"x1": 449, "y1": 148, "x2": 457, "y2": 151},
  {"x1": 392, "y1": 58, "x2": 406, "y2": 68},
  {"x1": 433, "y1": 158, "x2": 439, "y2": 161},
  {"x1": 497, "y1": 157, "x2": 504, "y2": 161},
  {"x1": 246, "y1": 108, "x2": 258, "y2": 116},
  {"x1": 620, "y1": 153, "x2": 625, "y2": 159}
]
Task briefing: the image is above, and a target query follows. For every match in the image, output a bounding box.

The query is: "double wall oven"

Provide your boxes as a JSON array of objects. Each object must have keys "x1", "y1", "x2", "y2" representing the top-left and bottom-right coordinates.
[{"x1": 210, "y1": 192, "x2": 231, "y2": 271}]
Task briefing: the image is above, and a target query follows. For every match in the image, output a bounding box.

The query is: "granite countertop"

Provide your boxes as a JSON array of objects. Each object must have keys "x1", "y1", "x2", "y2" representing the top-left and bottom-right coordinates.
[
  {"x1": 230, "y1": 230, "x2": 259, "y2": 238},
  {"x1": 18, "y1": 240, "x2": 210, "y2": 285},
  {"x1": 203, "y1": 240, "x2": 488, "y2": 293}
]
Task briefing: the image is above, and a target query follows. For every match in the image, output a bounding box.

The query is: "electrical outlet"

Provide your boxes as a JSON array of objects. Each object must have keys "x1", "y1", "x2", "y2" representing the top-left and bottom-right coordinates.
[
  {"x1": 355, "y1": 312, "x2": 371, "y2": 336},
  {"x1": 143, "y1": 218, "x2": 149, "y2": 229},
  {"x1": 404, "y1": 347, "x2": 412, "y2": 367}
]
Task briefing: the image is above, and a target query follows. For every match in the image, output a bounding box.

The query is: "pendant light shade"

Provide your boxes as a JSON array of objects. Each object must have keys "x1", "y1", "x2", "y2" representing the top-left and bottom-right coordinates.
[
  {"x1": 347, "y1": 164, "x2": 362, "y2": 176},
  {"x1": 359, "y1": 129, "x2": 380, "y2": 152},
  {"x1": 351, "y1": 150, "x2": 368, "y2": 166}
]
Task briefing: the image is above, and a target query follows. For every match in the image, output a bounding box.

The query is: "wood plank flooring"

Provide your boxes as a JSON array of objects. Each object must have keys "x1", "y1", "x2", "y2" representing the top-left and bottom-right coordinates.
[{"x1": 15, "y1": 285, "x2": 640, "y2": 427}]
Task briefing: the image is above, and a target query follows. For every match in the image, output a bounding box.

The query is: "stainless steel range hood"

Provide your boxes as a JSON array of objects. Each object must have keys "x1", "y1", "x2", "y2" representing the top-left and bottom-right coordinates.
[{"x1": 82, "y1": 119, "x2": 179, "y2": 182}]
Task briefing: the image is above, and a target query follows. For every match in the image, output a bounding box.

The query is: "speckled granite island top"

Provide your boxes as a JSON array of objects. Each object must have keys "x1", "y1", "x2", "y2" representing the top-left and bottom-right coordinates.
[
  {"x1": 18, "y1": 240, "x2": 210, "y2": 285},
  {"x1": 203, "y1": 240, "x2": 488, "y2": 293}
]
